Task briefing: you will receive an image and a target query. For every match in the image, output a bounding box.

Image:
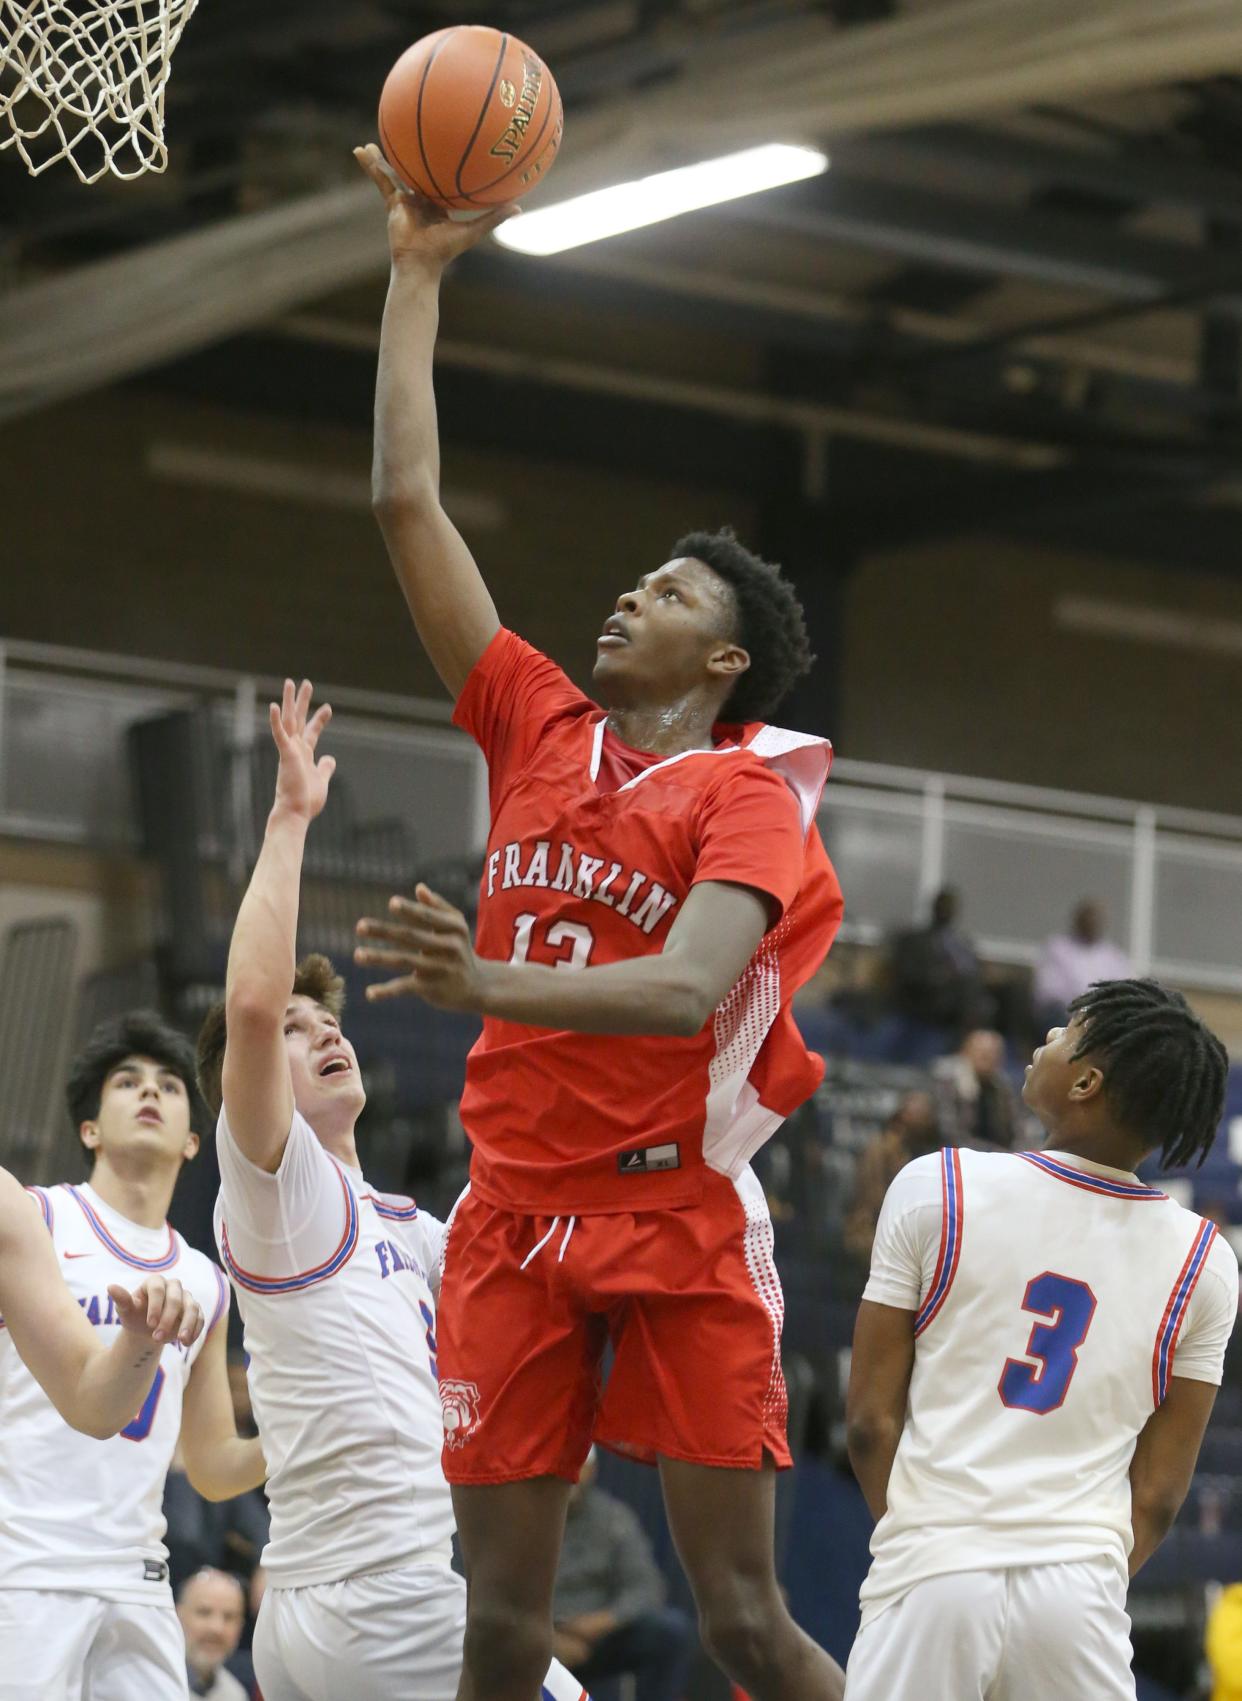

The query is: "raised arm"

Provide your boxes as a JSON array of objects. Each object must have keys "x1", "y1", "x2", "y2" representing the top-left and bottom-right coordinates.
[
  {"x1": 0, "y1": 1168, "x2": 201, "y2": 1438},
  {"x1": 355, "y1": 145, "x2": 511, "y2": 699},
  {"x1": 222, "y1": 679, "x2": 334, "y2": 1173},
  {"x1": 355, "y1": 878, "x2": 772, "y2": 1037}
]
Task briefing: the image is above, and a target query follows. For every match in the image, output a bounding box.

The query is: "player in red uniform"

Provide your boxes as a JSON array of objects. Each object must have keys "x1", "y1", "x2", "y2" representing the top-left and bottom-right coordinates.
[{"x1": 354, "y1": 143, "x2": 846, "y2": 1701}]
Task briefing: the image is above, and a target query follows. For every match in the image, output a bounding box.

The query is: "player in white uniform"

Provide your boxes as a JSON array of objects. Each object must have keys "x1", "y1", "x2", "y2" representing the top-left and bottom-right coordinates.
[
  {"x1": 0, "y1": 1012, "x2": 265, "y2": 1701},
  {"x1": 195, "y1": 678, "x2": 590, "y2": 1701},
  {"x1": 844, "y1": 978, "x2": 1240, "y2": 1701}
]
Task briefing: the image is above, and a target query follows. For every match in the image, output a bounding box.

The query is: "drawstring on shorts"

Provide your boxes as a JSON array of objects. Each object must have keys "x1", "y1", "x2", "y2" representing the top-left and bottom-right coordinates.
[{"x1": 519, "y1": 1215, "x2": 578, "y2": 1270}]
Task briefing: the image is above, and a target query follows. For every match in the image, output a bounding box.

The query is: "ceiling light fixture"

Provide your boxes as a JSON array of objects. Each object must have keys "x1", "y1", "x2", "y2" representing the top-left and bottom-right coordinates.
[{"x1": 495, "y1": 143, "x2": 829, "y2": 256}]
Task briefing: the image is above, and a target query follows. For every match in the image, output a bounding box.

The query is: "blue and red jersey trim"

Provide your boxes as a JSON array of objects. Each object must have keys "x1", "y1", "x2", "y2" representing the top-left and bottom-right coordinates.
[
  {"x1": 1152, "y1": 1218, "x2": 1218, "y2": 1405},
  {"x1": 65, "y1": 1185, "x2": 180, "y2": 1270},
  {"x1": 26, "y1": 1186, "x2": 54, "y2": 1233},
  {"x1": 915, "y1": 1147, "x2": 964, "y2": 1336},
  {"x1": 206, "y1": 1263, "x2": 230, "y2": 1335},
  {"x1": 219, "y1": 1163, "x2": 359, "y2": 1294},
  {"x1": 1018, "y1": 1152, "x2": 1166, "y2": 1201},
  {"x1": 361, "y1": 1192, "x2": 419, "y2": 1223},
  {"x1": 542, "y1": 1689, "x2": 590, "y2": 1701}
]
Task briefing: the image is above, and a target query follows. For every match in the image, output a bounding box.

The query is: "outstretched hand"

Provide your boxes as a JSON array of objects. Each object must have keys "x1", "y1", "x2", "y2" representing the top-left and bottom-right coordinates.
[
  {"x1": 355, "y1": 884, "x2": 486, "y2": 1012},
  {"x1": 270, "y1": 679, "x2": 335, "y2": 824},
  {"x1": 108, "y1": 1276, "x2": 203, "y2": 1348},
  {"x1": 353, "y1": 143, "x2": 519, "y2": 270}
]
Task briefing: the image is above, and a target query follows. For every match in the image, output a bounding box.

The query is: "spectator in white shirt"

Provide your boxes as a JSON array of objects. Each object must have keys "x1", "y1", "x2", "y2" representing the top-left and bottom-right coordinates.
[{"x1": 1034, "y1": 901, "x2": 1132, "y2": 1031}]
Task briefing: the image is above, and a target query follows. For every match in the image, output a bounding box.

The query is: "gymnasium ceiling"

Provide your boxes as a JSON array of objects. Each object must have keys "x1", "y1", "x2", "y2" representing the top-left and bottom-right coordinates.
[{"x1": 6, "y1": 0, "x2": 1242, "y2": 571}]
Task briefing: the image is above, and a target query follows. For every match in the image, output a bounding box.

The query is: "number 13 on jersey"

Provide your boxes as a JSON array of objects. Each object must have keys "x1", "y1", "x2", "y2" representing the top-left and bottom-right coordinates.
[{"x1": 998, "y1": 1271, "x2": 1098, "y2": 1415}]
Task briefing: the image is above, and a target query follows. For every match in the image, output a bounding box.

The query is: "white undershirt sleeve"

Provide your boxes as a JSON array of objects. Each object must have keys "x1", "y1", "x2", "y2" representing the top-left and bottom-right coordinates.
[{"x1": 215, "y1": 1107, "x2": 356, "y2": 1282}]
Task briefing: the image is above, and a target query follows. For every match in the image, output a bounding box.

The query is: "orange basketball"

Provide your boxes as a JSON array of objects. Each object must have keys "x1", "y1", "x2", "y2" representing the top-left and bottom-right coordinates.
[{"x1": 378, "y1": 25, "x2": 563, "y2": 211}]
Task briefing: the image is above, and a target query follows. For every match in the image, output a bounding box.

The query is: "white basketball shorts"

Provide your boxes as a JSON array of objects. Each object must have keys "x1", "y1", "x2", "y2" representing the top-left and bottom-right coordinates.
[
  {"x1": 0, "y1": 1587, "x2": 187, "y2": 1700},
  {"x1": 844, "y1": 1559, "x2": 1136, "y2": 1701},
  {"x1": 254, "y1": 1560, "x2": 590, "y2": 1701}
]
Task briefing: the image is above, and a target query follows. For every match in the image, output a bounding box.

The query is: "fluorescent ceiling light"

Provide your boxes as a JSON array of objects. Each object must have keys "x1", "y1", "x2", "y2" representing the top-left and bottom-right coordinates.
[{"x1": 495, "y1": 143, "x2": 828, "y2": 256}]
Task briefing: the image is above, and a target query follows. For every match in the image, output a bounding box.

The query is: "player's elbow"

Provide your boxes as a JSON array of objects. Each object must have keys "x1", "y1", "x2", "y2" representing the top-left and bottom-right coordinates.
[
  {"x1": 372, "y1": 471, "x2": 438, "y2": 523},
  {"x1": 846, "y1": 1409, "x2": 901, "y2": 1468},
  {"x1": 1132, "y1": 1481, "x2": 1185, "y2": 1541},
  {"x1": 658, "y1": 975, "x2": 715, "y2": 1037},
  {"x1": 225, "y1": 980, "x2": 284, "y2": 1036}
]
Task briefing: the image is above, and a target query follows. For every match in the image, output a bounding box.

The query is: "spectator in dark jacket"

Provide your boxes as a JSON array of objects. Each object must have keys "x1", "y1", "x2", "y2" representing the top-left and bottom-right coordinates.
[
  {"x1": 553, "y1": 1450, "x2": 693, "y2": 1701},
  {"x1": 889, "y1": 888, "x2": 992, "y2": 1033}
]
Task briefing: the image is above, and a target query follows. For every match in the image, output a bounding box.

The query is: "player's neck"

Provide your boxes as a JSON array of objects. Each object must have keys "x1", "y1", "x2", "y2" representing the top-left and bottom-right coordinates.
[
  {"x1": 318, "y1": 1123, "x2": 360, "y2": 1170},
  {"x1": 605, "y1": 697, "x2": 724, "y2": 757},
  {"x1": 1046, "y1": 1129, "x2": 1141, "y2": 1176},
  {"x1": 85, "y1": 1158, "x2": 175, "y2": 1229}
]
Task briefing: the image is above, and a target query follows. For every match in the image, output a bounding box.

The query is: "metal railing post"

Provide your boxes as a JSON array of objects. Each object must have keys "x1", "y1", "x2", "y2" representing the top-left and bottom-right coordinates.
[
  {"x1": 919, "y1": 774, "x2": 946, "y2": 913},
  {"x1": 1130, "y1": 805, "x2": 1157, "y2": 974}
]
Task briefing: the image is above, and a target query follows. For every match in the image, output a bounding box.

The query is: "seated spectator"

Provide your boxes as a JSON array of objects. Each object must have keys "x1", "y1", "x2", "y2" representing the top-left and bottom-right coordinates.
[
  {"x1": 1034, "y1": 900, "x2": 1131, "y2": 1032},
  {"x1": 889, "y1": 887, "x2": 992, "y2": 1033},
  {"x1": 933, "y1": 1029, "x2": 1021, "y2": 1151},
  {"x1": 177, "y1": 1568, "x2": 248, "y2": 1699},
  {"x1": 843, "y1": 1091, "x2": 940, "y2": 1268},
  {"x1": 553, "y1": 1449, "x2": 693, "y2": 1701}
]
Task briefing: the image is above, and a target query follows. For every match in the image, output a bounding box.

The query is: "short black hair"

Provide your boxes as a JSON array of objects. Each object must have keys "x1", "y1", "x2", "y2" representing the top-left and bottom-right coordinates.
[
  {"x1": 672, "y1": 527, "x2": 814, "y2": 722},
  {"x1": 1068, "y1": 979, "x2": 1228, "y2": 1169},
  {"x1": 67, "y1": 1010, "x2": 200, "y2": 1133}
]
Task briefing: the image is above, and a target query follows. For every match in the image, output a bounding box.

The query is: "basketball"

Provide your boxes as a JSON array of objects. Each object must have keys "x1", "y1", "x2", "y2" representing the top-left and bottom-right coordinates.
[{"x1": 378, "y1": 25, "x2": 563, "y2": 212}]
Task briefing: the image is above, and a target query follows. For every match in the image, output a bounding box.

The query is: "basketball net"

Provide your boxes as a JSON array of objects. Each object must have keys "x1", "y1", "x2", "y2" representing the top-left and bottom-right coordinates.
[{"x1": 1, "y1": 0, "x2": 200, "y2": 184}]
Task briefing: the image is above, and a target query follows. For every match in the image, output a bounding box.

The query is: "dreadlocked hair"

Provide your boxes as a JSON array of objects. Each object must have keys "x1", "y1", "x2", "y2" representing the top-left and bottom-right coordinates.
[
  {"x1": 1068, "y1": 979, "x2": 1227, "y2": 1170},
  {"x1": 671, "y1": 527, "x2": 814, "y2": 723}
]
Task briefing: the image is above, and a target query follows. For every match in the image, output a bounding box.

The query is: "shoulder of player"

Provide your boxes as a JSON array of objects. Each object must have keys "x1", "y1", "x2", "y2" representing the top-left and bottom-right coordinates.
[
  {"x1": 696, "y1": 747, "x2": 801, "y2": 809},
  {"x1": 357, "y1": 1186, "x2": 420, "y2": 1226}
]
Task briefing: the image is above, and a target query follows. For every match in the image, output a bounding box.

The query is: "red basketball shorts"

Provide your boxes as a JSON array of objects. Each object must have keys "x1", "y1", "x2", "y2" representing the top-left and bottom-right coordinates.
[{"x1": 435, "y1": 1164, "x2": 790, "y2": 1483}]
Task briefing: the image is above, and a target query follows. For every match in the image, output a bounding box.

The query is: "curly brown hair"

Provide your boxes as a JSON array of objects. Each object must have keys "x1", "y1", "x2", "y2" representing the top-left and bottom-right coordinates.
[{"x1": 195, "y1": 954, "x2": 346, "y2": 1119}]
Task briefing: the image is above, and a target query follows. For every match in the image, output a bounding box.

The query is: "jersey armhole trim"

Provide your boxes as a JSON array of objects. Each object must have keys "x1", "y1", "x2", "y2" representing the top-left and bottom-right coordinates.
[
  {"x1": 26, "y1": 1186, "x2": 53, "y2": 1233},
  {"x1": 1153, "y1": 1218, "x2": 1218, "y2": 1405},
  {"x1": 205, "y1": 1263, "x2": 230, "y2": 1335},
  {"x1": 219, "y1": 1163, "x2": 359, "y2": 1294},
  {"x1": 914, "y1": 1147, "x2": 964, "y2": 1337},
  {"x1": 360, "y1": 1192, "x2": 419, "y2": 1223}
]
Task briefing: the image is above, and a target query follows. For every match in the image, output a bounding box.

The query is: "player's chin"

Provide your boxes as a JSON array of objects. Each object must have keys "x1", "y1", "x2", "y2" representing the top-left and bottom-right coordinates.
[{"x1": 591, "y1": 645, "x2": 636, "y2": 699}]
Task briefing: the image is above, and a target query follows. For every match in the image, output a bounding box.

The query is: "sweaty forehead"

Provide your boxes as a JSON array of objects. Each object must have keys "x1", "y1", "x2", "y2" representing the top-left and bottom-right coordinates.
[
  {"x1": 285, "y1": 994, "x2": 334, "y2": 1021},
  {"x1": 109, "y1": 1053, "x2": 176, "y2": 1079},
  {"x1": 642, "y1": 557, "x2": 737, "y2": 618}
]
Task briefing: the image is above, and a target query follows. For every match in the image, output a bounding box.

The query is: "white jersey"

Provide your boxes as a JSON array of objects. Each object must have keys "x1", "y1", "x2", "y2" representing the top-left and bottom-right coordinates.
[
  {"x1": 0, "y1": 1182, "x2": 229, "y2": 1604},
  {"x1": 860, "y1": 1146, "x2": 1239, "y2": 1625},
  {"x1": 214, "y1": 1108, "x2": 453, "y2": 1589}
]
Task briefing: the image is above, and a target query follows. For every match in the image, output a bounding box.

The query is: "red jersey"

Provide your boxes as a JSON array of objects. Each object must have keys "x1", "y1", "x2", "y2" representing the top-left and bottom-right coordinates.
[{"x1": 453, "y1": 628, "x2": 844, "y2": 1213}]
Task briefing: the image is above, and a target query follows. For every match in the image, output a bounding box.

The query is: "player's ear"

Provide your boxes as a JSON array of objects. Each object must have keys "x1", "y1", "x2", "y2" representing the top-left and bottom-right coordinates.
[
  {"x1": 708, "y1": 640, "x2": 749, "y2": 682},
  {"x1": 79, "y1": 1120, "x2": 100, "y2": 1154},
  {"x1": 182, "y1": 1131, "x2": 200, "y2": 1163},
  {"x1": 1068, "y1": 1064, "x2": 1104, "y2": 1104}
]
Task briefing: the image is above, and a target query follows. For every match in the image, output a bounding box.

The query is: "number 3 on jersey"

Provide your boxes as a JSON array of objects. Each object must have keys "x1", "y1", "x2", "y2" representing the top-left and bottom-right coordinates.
[{"x1": 999, "y1": 1271, "x2": 1097, "y2": 1415}]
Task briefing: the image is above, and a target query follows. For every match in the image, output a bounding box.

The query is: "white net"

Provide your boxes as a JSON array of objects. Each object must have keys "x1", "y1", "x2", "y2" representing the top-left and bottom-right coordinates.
[{"x1": 1, "y1": 0, "x2": 200, "y2": 184}]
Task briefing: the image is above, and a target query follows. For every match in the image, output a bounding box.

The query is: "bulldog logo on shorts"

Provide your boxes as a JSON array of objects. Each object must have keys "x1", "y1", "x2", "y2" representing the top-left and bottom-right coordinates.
[{"x1": 440, "y1": 1379, "x2": 482, "y2": 1448}]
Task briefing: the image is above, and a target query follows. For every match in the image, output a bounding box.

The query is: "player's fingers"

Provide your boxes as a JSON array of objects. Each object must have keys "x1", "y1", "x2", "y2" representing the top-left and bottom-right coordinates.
[
  {"x1": 388, "y1": 893, "x2": 462, "y2": 931},
  {"x1": 358, "y1": 915, "x2": 450, "y2": 945},
  {"x1": 476, "y1": 202, "x2": 521, "y2": 238},
  {"x1": 154, "y1": 1278, "x2": 185, "y2": 1344},
  {"x1": 143, "y1": 1277, "x2": 164, "y2": 1331},
  {"x1": 412, "y1": 883, "x2": 455, "y2": 912},
  {"x1": 317, "y1": 755, "x2": 337, "y2": 784},
  {"x1": 177, "y1": 1295, "x2": 204, "y2": 1347},
  {"x1": 354, "y1": 945, "x2": 419, "y2": 970},
  {"x1": 305, "y1": 702, "x2": 333, "y2": 750},
  {"x1": 364, "y1": 974, "x2": 428, "y2": 1003},
  {"x1": 353, "y1": 143, "x2": 400, "y2": 200},
  {"x1": 107, "y1": 1282, "x2": 136, "y2": 1322},
  {"x1": 281, "y1": 678, "x2": 296, "y2": 727},
  {"x1": 294, "y1": 679, "x2": 314, "y2": 731}
]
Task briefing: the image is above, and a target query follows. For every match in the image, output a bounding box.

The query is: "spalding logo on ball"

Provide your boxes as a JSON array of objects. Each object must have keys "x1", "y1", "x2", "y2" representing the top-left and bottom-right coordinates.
[{"x1": 379, "y1": 24, "x2": 563, "y2": 210}]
